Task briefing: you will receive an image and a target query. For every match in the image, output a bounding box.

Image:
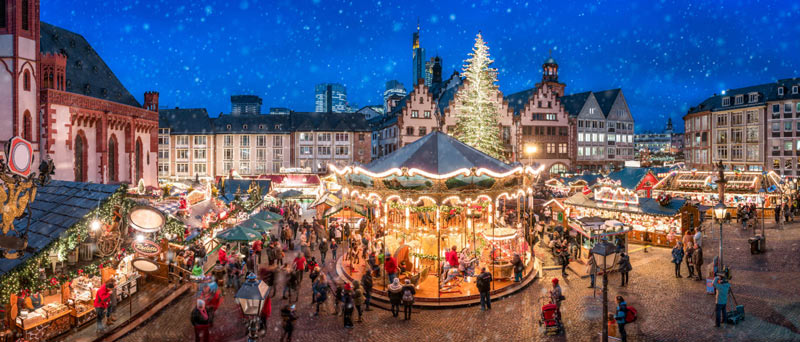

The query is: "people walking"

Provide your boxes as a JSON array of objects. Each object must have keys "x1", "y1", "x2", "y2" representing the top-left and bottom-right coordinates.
[
  {"x1": 361, "y1": 271, "x2": 373, "y2": 311},
  {"x1": 671, "y1": 241, "x2": 684, "y2": 278},
  {"x1": 331, "y1": 239, "x2": 338, "y2": 262},
  {"x1": 618, "y1": 252, "x2": 631, "y2": 286},
  {"x1": 93, "y1": 280, "x2": 113, "y2": 333},
  {"x1": 476, "y1": 267, "x2": 493, "y2": 311},
  {"x1": 549, "y1": 278, "x2": 563, "y2": 310},
  {"x1": 387, "y1": 278, "x2": 403, "y2": 318},
  {"x1": 319, "y1": 239, "x2": 329, "y2": 264},
  {"x1": 586, "y1": 255, "x2": 597, "y2": 288},
  {"x1": 312, "y1": 273, "x2": 329, "y2": 316},
  {"x1": 512, "y1": 253, "x2": 524, "y2": 282},
  {"x1": 685, "y1": 242, "x2": 695, "y2": 278},
  {"x1": 614, "y1": 296, "x2": 628, "y2": 342},
  {"x1": 401, "y1": 279, "x2": 415, "y2": 320},
  {"x1": 342, "y1": 283, "x2": 355, "y2": 328},
  {"x1": 191, "y1": 299, "x2": 211, "y2": 342},
  {"x1": 559, "y1": 248, "x2": 570, "y2": 278},
  {"x1": 352, "y1": 280, "x2": 365, "y2": 322},
  {"x1": 280, "y1": 304, "x2": 297, "y2": 342}
]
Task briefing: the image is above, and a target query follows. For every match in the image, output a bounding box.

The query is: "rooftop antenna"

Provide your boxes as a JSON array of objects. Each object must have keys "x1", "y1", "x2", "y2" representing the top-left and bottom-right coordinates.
[{"x1": 417, "y1": 17, "x2": 420, "y2": 32}]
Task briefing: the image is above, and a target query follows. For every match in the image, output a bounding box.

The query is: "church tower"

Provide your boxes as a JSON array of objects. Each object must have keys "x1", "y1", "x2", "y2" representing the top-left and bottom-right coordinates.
[{"x1": 0, "y1": 0, "x2": 40, "y2": 157}]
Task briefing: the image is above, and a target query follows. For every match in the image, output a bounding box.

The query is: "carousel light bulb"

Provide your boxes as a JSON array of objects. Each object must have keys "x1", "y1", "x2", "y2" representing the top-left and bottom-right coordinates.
[
  {"x1": 91, "y1": 220, "x2": 101, "y2": 231},
  {"x1": 136, "y1": 234, "x2": 145, "y2": 243}
]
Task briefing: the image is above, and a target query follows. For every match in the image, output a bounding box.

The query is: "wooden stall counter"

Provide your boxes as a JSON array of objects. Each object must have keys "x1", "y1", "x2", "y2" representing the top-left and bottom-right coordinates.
[
  {"x1": 628, "y1": 230, "x2": 673, "y2": 248},
  {"x1": 15, "y1": 309, "x2": 71, "y2": 342}
]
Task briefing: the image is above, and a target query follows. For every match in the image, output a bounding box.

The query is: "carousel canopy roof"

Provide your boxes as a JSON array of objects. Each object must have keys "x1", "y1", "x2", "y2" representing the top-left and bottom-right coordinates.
[
  {"x1": 364, "y1": 131, "x2": 514, "y2": 175},
  {"x1": 0, "y1": 181, "x2": 121, "y2": 275}
]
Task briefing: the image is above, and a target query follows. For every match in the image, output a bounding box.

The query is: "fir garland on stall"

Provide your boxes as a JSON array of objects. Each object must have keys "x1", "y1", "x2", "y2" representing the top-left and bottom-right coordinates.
[{"x1": 0, "y1": 185, "x2": 130, "y2": 301}]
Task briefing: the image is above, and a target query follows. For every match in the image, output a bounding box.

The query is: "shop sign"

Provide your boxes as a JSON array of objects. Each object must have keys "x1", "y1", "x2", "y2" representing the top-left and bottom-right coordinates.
[{"x1": 132, "y1": 239, "x2": 161, "y2": 256}]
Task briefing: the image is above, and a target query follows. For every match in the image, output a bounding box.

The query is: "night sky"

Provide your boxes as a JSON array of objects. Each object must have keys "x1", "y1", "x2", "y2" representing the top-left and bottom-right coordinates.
[{"x1": 41, "y1": 0, "x2": 800, "y2": 132}]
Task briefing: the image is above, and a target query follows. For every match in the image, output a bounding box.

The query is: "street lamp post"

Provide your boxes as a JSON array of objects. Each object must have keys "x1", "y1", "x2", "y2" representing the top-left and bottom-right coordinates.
[
  {"x1": 591, "y1": 239, "x2": 619, "y2": 342},
  {"x1": 714, "y1": 160, "x2": 727, "y2": 270},
  {"x1": 235, "y1": 273, "x2": 270, "y2": 342}
]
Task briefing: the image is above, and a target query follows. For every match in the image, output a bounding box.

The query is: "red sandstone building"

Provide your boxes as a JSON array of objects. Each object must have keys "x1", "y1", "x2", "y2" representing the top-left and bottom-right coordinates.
[{"x1": 0, "y1": 0, "x2": 158, "y2": 186}]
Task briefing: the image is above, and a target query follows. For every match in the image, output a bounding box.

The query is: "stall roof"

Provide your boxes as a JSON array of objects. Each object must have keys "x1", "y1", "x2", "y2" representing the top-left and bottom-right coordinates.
[
  {"x1": 606, "y1": 167, "x2": 671, "y2": 190},
  {"x1": 565, "y1": 192, "x2": 687, "y2": 217},
  {"x1": 258, "y1": 174, "x2": 320, "y2": 186},
  {"x1": 0, "y1": 181, "x2": 121, "y2": 275},
  {"x1": 364, "y1": 131, "x2": 514, "y2": 175},
  {"x1": 219, "y1": 179, "x2": 271, "y2": 204},
  {"x1": 563, "y1": 173, "x2": 602, "y2": 187}
]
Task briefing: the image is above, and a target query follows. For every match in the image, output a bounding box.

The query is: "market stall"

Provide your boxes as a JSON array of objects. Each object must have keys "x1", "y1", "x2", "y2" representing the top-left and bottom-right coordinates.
[
  {"x1": 568, "y1": 217, "x2": 631, "y2": 261},
  {"x1": 327, "y1": 132, "x2": 542, "y2": 304},
  {"x1": 564, "y1": 183, "x2": 700, "y2": 248},
  {"x1": 652, "y1": 170, "x2": 783, "y2": 213}
]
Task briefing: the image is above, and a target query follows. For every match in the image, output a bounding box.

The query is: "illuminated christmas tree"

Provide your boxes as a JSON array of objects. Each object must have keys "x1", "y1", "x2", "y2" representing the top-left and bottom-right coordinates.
[{"x1": 452, "y1": 33, "x2": 506, "y2": 161}]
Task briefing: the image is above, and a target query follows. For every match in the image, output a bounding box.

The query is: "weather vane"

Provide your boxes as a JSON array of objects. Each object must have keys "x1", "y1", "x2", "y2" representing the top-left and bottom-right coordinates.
[{"x1": 0, "y1": 136, "x2": 55, "y2": 259}]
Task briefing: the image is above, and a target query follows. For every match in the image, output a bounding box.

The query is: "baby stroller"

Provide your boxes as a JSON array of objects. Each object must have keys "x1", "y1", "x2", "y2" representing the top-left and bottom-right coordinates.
[{"x1": 538, "y1": 296, "x2": 563, "y2": 336}]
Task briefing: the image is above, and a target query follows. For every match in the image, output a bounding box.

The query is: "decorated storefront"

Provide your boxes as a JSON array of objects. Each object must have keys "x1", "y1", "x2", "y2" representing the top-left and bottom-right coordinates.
[
  {"x1": 564, "y1": 182, "x2": 700, "y2": 248},
  {"x1": 328, "y1": 132, "x2": 542, "y2": 305},
  {"x1": 652, "y1": 170, "x2": 783, "y2": 210}
]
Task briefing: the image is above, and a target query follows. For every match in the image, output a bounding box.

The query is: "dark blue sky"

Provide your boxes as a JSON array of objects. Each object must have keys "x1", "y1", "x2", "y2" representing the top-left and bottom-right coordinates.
[{"x1": 42, "y1": 0, "x2": 800, "y2": 132}]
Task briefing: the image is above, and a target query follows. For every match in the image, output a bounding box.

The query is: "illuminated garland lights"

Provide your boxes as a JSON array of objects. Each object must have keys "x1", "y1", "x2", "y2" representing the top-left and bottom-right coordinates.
[{"x1": 0, "y1": 185, "x2": 131, "y2": 301}]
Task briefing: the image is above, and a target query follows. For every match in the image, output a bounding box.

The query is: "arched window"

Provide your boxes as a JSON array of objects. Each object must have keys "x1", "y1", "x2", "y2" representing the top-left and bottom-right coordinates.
[
  {"x1": 549, "y1": 163, "x2": 567, "y2": 176},
  {"x1": 135, "y1": 138, "x2": 143, "y2": 184},
  {"x1": 108, "y1": 135, "x2": 118, "y2": 182},
  {"x1": 22, "y1": 111, "x2": 32, "y2": 141},
  {"x1": 74, "y1": 131, "x2": 87, "y2": 182},
  {"x1": 23, "y1": 70, "x2": 30, "y2": 91}
]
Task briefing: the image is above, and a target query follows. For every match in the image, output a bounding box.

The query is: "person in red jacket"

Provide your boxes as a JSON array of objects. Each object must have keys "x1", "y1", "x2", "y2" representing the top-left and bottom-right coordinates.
[
  {"x1": 93, "y1": 280, "x2": 115, "y2": 333},
  {"x1": 384, "y1": 255, "x2": 398, "y2": 285},
  {"x1": 445, "y1": 246, "x2": 459, "y2": 268},
  {"x1": 252, "y1": 239, "x2": 263, "y2": 265},
  {"x1": 218, "y1": 245, "x2": 228, "y2": 266},
  {"x1": 259, "y1": 296, "x2": 272, "y2": 333}
]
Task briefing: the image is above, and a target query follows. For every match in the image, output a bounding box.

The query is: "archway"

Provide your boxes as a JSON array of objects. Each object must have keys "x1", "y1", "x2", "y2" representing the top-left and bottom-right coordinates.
[
  {"x1": 108, "y1": 134, "x2": 118, "y2": 182},
  {"x1": 549, "y1": 163, "x2": 567, "y2": 176},
  {"x1": 74, "y1": 130, "x2": 88, "y2": 182}
]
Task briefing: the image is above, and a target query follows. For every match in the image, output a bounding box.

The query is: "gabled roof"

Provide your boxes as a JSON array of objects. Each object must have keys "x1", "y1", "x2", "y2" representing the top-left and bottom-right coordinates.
[
  {"x1": 159, "y1": 108, "x2": 213, "y2": 135},
  {"x1": 364, "y1": 131, "x2": 514, "y2": 175},
  {"x1": 560, "y1": 91, "x2": 592, "y2": 117},
  {"x1": 39, "y1": 22, "x2": 141, "y2": 107},
  {"x1": 504, "y1": 88, "x2": 536, "y2": 116},
  {"x1": 219, "y1": 179, "x2": 271, "y2": 204},
  {"x1": 593, "y1": 88, "x2": 621, "y2": 117},
  {"x1": 0, "y1": 181, "x2": 121, "y2": 275},
  {"x1": 212, "y1": 114, "x2": 292, "y2": 133},
  {"x1": 290, "y1": 112, "x2": 371, "y2": 132},
  {"x1": 606, "y1": 167, "x2": 672, "y2": 190}
]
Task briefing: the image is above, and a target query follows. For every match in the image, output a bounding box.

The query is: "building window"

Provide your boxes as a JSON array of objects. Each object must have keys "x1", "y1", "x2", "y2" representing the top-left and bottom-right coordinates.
[
  {"x1": 193, "y1": 163, "x2": 206, "y2": 175},
  {"x1": 193, "y1": 149, "x2": 206, "y2": 160},
  {"x1": 317, "y1": 146, "x2": 331, "y2": 156},
  {"x1": 423, "y1": 111, "x2": 431, "y2": 118},
  {"x1": 731, "y1": 113, "x2": 742, "y2": 125},
  {"x1": 577, "y1": 133, "x2": 583, "y2": 142},
  {"x1": 335, "y1": 146, "x2": 349, "y2": 156},
  {"x1": 335, "y1": 133, "x2": 349, "y2": 142},
  {"x1": 223, "y1": 135, "x2": 233, "y2": 146},
  {"x1": 223, "y1": 162, "x2": 233, "y2": 173},
  {"x1": 239, "y1": 162, "x2": 250, "y2": 175},
  {"x1": 722, "y1": 97, "x2": 730, "y2": 106},
  {"x1": 256, "y1": 135, "x2": 266, "y2": 147},
  {"x1": 778, "y1": 87, "x2": 784, "y2": 96},
  {"x1": 176, "y1": 149, "x2": 189, "y2": 160},
  {"x1": 411, "y1": 110, "x2": 419, "y2": 118},
  {"x1": 546, "y1": 143, "x2": 555, "y2": 154},
  {"x1": 793, "y1": 86, "x2": 799, "y2": 94},
  {"x1": 158, "y1": 150, "x2": 169, "y2": 160},
  {"x1": 785, "y1": 141, "x2": 793, "y2": 151},
  {"x1": 577, "y1": 147, "x2": 584, "y2": 156},
  {"x1": 546, "y1": 114, "x2": 557, "y2": 121},
  {"x1": 176, "y1": 136, "x2": 189, "y2": 146},
  {"x1": 223, "y1": 148, "x2": 233, "y2": 160},
  {"x1": 176, "y1": 163, "x2": 189, "y2": 174},
  {"x1": 23, "y1": 70, "x2": 31, "y2": 91},
  {"x1": 746, "y1": 127, "x2": 759, "y2": 143},
  {"x1": 558, "y1": 143, "x2": 567, "y2": 154},
  {"x1": 240, "y1": 136, "x2": 250, "y2": 146},
  {"x1": 732, "y1": 145, "x2": 742, "y2": 160},
  {"x1": 358, "y1": 133, "x2": 365, "y2": 141},
  {"x1": 774, "y1": 159, "x2": 780, "y2": 169},
  {"x1": 716, "y1": 131, "x2": 727, "y2": 144},
  {"x1": 786, "y1": 122, "x2": 793, "y2": 131},
  {"x1": 716, "y1": 114, "x2": 728, "y2": 126},
  {"x1": 255, "y1": 163, "x2": 266, "y2": 174},
  {"x1": 773, "y1": 104, "x2": 781, "y2": 114},
  {"x1": 786, "y1": 159, "x2": 793, "y2": 169},
  {"x1": 731, "y1": 129, "x2": 743, "y2": 143},
  {"x1": 21, "y1": 0, "x2": 29, "y2": 31},
  {"x1": 256, "y1": 148, "x2": 266, "y2": 161},
  {"x1": 22, "y1": 111, "x2": 32, "y2": 141},
  {"x1": 786, "y1": 103, "x2": 793, "y2": 113},
  {"x1": 272, "y1": 162, "x2": 282, "y2": 173},
  {"x1": 300, "y1": 146, "x2": 312, "y2": 156},
  {"x1": 193, "y1": 136, "x2": 207, "y2": 146},
  {"x1": 158, "y1": 164, "x2": 169, "y2": 175},
  {"x1": 419, "y1": 127, "x2": 427, "y2": 136},
  {"x1": 735, "y1": 95, "x2": 743, "y2": 105},
  {"x1": 240, "y1": 148, "x2": 250, "y2": 160},
  {"x1": 717, "y1": 146, "x2": 728, "y2": 160},
  {"x1": 318, "y1": 133, "x2": 331, "y2": 142},
  {"x1": 746, "y1": 111, "x2": 758, "y2": 124},
  {"x1": 273, "y1": 136, "x2": 283, "y2": 147},
  {"x1": 748, "y1": 93, "x2": 758, "y2": 103},
  {"x1": 406, "y1": 127, "x2": 414, "y2": 136},
  {"x1": 273, "y1": 148, "x2": 283, "y2": 160},
  {"x1": 299, "y1": 133, "x2": 313, "y2": 142}
]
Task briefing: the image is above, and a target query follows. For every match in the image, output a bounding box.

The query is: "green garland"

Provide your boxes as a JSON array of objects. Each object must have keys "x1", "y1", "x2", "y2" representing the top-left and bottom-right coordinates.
[
  {"x1": 0, "y1": 185, "x2": 131, "y2": 301},
  {"x1": 411, "y1": 252, "x2": 443, "y2": 261}
]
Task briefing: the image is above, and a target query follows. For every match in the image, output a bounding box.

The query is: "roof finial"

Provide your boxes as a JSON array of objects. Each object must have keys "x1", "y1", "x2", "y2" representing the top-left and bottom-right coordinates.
[{"x1": 417, "y1": 17, "x2": 420, "y2": 32}]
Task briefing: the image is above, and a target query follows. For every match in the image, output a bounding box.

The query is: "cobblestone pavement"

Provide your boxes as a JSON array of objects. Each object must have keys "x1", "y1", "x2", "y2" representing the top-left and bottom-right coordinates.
[{"x1": 120, "y1": 219, "x2": 800, "y2": 342}]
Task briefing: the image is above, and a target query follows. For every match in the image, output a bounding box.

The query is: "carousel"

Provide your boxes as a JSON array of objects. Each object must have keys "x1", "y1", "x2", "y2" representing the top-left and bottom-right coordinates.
[{"x1": 328, "y1": 132, "x2": 542, "y2": 305}]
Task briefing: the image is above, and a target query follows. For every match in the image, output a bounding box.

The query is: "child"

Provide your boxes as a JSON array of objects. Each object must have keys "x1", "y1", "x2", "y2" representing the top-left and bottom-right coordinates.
[{"x1": 607, "y1": 313, "x2": 618, "y2": 338}]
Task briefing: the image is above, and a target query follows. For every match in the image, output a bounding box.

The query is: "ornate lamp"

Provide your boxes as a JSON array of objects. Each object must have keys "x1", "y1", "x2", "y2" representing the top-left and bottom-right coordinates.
[{"x1": 591, "y1": 238, "x2": 619, "y2": 342}]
